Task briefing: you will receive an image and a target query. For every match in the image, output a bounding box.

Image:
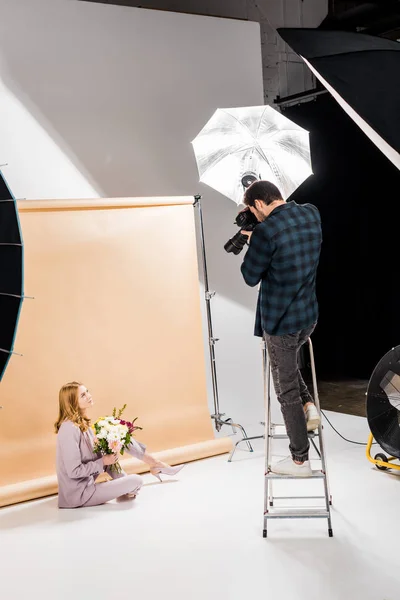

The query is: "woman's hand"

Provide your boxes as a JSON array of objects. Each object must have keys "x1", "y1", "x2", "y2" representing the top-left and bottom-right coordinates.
[{"x1": 102, "y1": 453, "x2": 119, "y2": 466}]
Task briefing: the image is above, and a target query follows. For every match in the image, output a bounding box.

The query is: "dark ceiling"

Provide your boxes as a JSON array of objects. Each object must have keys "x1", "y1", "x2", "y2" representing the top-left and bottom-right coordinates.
[{"x1": 323, "y1": 0, "x2": 400, "y2": 39}]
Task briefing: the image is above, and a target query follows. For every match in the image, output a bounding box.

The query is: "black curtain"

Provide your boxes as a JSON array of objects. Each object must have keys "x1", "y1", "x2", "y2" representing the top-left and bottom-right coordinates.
[{"x1": 284, "y1": 94, "x2": 400, "y2": 379}]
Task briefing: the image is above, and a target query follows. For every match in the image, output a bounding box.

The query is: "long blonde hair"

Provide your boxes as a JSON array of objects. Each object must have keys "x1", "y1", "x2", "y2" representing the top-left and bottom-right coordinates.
[{"x1": 54, "y1": 381, "x2": 91, "y2": 433}]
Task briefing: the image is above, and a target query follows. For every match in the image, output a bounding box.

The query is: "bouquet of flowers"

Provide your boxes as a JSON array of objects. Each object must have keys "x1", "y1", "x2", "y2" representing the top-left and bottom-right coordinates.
[{"x1": 92, "y1": 404, "x2": 142, "y2": 473}]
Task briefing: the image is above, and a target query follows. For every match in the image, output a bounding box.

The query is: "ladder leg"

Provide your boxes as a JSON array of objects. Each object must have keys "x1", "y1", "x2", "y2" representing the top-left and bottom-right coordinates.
[
  {"x1": 267, "y1": 369, "x2": 273, "y2": 507},
  {"x1": 262, "y1": 336, "x2": 333, "y2": 537},
  {"x1": 263, "y1": 336, "x2": 272, "y2": 537},
  {"x1": 308, "y1": 338, "x2": 334, "y2": 534},
  {"x1": 268, "y1": 481, "x2": 274, "y2": 508}
]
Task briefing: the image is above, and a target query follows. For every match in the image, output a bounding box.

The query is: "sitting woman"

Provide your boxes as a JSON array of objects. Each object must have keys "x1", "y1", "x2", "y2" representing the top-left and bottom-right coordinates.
[{"x1": 55, "y1": 381, "x2": 184, "y2": 508}]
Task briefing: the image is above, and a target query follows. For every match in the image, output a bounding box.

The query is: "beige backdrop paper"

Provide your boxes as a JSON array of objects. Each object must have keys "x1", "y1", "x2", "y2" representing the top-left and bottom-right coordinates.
[{"x1": 0, "y1": 197, "x2": 232, "y2": 506}]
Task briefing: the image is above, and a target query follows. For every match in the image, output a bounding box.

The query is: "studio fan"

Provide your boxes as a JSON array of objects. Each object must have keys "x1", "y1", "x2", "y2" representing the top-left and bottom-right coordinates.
[{"x1": 366, "y1": 346, "x2": 400, "y2": 472}]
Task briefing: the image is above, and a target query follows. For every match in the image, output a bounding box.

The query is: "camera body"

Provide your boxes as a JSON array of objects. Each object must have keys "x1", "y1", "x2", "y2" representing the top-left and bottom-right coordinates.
[{"x1": 224, "y1": 209, "x2": 259, "y2": 255}]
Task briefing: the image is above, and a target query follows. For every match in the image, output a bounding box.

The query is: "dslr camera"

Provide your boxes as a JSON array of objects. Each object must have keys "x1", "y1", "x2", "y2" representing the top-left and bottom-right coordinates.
[{"x1": 224, "y1": 172, "x2": 259, "y2": 255}]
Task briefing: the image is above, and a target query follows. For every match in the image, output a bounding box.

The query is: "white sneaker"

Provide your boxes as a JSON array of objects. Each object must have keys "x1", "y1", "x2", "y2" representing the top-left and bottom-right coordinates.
[
  {"x1": 271, "y1": 456, "x2": 312, "y2": 477},
  {"x1": 305, "y1": 403, "x2": 321, "y2": 432}
]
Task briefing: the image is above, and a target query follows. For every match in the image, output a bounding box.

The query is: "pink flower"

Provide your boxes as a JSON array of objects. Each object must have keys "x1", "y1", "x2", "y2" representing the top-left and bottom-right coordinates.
[{"x1": 109, "y1": 440, "x2": 122, "y2": 453}]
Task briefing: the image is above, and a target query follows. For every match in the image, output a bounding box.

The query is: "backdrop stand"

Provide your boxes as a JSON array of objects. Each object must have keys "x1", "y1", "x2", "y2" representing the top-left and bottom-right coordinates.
[{"x1": 194, "y1": 194, "x2": 254, "y2": 459}]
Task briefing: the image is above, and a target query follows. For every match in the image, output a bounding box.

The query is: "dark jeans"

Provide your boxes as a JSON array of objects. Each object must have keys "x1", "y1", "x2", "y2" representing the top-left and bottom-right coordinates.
[{"x1": 264, "y1": 323, "x2": 316, "y2": 462}]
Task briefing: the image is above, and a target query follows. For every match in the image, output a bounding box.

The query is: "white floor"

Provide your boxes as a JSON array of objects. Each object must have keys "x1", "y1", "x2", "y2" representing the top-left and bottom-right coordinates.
[{"x1": 1, "y1": 412, "x2": 400, "y2": 600}]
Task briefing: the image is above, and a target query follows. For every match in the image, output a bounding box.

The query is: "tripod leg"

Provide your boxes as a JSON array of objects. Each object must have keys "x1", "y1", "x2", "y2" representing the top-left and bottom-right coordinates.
[
  {"x1": 228, "y1": 434, "x2": 264, "y2": 462},
  {"x1": 224, "y1": 418, "x2": 254, "y2": 453}
]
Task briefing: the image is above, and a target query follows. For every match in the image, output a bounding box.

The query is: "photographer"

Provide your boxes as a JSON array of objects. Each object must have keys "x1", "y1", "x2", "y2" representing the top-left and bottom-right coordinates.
[{"x1": 240, "y1": 180, "x2": 322, "y2": 477}]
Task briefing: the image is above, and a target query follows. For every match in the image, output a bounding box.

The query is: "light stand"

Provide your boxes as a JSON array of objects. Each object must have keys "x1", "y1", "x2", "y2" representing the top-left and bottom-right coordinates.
[{"x1": 193, "y1": 194, "x2": 254, "y2": 457}]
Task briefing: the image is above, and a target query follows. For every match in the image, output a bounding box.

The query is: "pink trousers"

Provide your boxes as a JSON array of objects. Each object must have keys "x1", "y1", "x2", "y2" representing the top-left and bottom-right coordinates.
[{"x1": 83, "y1": 439, "x2": 146, "y2": 507}]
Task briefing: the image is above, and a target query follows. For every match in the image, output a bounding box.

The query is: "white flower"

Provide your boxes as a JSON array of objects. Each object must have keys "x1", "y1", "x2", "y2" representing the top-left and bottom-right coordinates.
[
  {"x1": 96, "y1": 428, "x2": 108, "y2": 439},
  {"x1": 107, "y1": 431, "x2": 120, "y2": 443},
  {"x1": 97, "y1": 420, "x2": 108, "y2": 428}
]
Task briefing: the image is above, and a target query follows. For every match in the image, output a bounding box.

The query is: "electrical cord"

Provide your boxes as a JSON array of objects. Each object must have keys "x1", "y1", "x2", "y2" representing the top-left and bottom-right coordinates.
[{"x1": 321, "y1": 408, "x2": 376, "y2": 446}]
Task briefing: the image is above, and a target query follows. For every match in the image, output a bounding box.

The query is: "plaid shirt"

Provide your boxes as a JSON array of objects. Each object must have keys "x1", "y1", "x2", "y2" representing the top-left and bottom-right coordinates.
[{"x1": 241, "y1": 201, "x2": 322, "y2": 337}]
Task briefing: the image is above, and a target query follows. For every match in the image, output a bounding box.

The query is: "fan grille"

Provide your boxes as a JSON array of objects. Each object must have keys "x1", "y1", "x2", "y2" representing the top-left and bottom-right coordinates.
[{"x1": 367, "y1": 346, "x2": 400, "y2": 459}]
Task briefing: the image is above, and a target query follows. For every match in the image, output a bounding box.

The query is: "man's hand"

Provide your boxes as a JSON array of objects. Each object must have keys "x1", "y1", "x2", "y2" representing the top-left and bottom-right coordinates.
[{"x1": 241, "y1": 230, "x2": 253, "y2": 243}]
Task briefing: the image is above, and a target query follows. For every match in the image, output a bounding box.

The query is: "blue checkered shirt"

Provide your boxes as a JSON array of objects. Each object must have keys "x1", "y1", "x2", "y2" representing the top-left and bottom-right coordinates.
[{"x1": 241, "y1": 201, "x2": 322, "y2": 337}]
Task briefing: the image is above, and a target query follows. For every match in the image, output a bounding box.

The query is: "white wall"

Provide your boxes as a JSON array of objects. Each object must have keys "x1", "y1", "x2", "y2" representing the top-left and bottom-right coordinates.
[
  {"x1": 84, "y1": 0, "x2": 329, "y2": 104},
  {"x1": 0, "y1": 0, "x2": 267, "y2": 438},
  {"x1": 248, "y1": 0, "x2": 329, "y2": 102}
]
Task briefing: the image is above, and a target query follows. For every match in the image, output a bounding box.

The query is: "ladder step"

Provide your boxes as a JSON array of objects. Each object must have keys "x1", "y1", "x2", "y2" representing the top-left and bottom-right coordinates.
[
  {"x1": 271, "y1": 495, "x2": 326, "y2": 500},
  {"x1": 270, "y1": 431, "x2": 319, "y2": 440},
  {"x1": 265, "y1": 509, "x2": 329, "y2": 519},
  {"x1": 261, "y1": 422, "x2": 318, "y2": 438},
  {"x1": 265, "y1": 470, "x2": 325, "y2": 480}
]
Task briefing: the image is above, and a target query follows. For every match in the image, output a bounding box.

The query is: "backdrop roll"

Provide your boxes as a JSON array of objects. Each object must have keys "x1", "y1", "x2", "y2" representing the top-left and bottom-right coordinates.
[{"x1": 0, "y1": 196, "x2": 232, "y2": 507}]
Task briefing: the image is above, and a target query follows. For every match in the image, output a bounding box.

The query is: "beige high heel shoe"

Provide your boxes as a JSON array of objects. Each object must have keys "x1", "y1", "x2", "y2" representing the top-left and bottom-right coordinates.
[{"x1": 149, "y1": 463, "x2": 185, "y2": 482}]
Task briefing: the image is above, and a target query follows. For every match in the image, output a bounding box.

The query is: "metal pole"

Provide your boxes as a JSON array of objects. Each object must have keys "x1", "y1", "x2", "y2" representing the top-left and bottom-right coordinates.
[
  {"x1": 194, "y1": 195, "x2": 222, "y2": 428},
  {"x1": 193, "y1": 195, "x2": 254, "y2": 452}
]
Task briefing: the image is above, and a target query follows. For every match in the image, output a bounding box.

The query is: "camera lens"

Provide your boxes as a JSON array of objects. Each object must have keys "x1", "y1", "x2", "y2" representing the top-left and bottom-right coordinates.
[
  {"x1": 224, "y1": 232, "x2": 249, "y2": 255},
  {"x1": 224, "y1": 207, "x2": 258, "y2": 255}
]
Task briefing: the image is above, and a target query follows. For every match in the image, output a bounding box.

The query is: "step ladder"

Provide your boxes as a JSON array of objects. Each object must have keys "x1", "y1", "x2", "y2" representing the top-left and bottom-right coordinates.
[{"x1": 262, "y1": 336, "x2": 333, "y2": 538}]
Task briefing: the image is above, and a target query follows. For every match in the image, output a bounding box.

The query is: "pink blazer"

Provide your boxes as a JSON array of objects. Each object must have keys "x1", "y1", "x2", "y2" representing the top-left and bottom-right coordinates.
[{"x1": 56, "y1": 421, "x2": 104, "y2": 508}]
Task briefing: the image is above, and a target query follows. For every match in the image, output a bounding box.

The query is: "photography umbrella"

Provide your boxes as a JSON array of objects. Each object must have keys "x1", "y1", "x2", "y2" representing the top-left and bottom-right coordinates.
[
  {"x1": 189, "y1": 105, "x2": 313, "y2": 460},
  {"x1": 191, "y1": 105, "x2": 313, "y2": 205},
  {"x1": 277, "y1": 28, "x2": 400, "y2": 171},
  {"x1": 0, "y1": 171, "x2": 24, "y2": 381}
]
